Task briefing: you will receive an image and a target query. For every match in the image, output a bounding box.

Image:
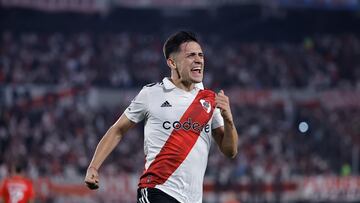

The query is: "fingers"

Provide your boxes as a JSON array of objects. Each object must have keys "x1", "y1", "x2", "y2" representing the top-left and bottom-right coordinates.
[
  {"x1": 85, "y1": 174, "x2": 99, "y2": 184},
  {"x1": 84, "y1": 168, "x2": 99, "y2": 190},
  {"x1": 85, "y1": 181, "x2": 99, "y2": 190},
  {"x1": 215, "y1": 89, "x2": 234, "y2": 122},
  {"x1": 215, "y1": 90, "x2": 229, "y2": 109},
  {"x1": 216, "y1": 90, "x2": 227, "y2": 100},
  {"x1": 85, "y1": 178, "x2": 99, "y2": 190}
]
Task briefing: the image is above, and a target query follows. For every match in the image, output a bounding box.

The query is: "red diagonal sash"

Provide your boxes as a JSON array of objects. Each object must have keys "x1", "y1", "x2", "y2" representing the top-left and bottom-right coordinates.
[{"x1": 139, "y1": 89, "x2": 216, "y2": 188}]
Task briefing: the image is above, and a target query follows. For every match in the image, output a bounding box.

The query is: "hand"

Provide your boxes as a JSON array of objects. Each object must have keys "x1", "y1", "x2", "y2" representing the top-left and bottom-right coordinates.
[
  {"x1": 215, "y1": 90, "x2": 233, "y2": 123},
  {"x1": 84, "y1": 166, "x2": 99, "y2": 190}
]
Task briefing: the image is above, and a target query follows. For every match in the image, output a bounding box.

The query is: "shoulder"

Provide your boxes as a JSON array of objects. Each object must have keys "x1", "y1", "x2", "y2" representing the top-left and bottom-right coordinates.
[
  {"x1": 141, "y1": 81, "x2": 164, "y2": 91},
  {"x1": 144, "y1": 81, "x2": 163, "y2": 88},
  {"x1": 134, "y1": 82, "x2": 164, "y2": 99}
]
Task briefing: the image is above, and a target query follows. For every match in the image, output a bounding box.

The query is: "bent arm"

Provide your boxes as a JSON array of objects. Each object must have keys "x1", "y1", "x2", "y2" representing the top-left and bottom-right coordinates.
[
  {"x1": 212, "y1": 120, "x2": 238, "y2": 158},
  {"x1": 213, "y1": 90, "x2": 239, "y2": 158},
  {"x1": 88, "y1": 113, "x2": 136, "y2": 170}
]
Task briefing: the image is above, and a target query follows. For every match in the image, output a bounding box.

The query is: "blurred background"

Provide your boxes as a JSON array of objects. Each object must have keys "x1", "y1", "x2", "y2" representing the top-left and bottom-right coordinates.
[{"x1": 1, "y1": 0, "x2": 360, "y2": 202}]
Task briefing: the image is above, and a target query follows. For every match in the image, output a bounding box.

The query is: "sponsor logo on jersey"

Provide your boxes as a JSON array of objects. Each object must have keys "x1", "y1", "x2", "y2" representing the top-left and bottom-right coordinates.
[
  {"x1": 162, "y1": 118, "x2": 210, "y2": 133},
  {"x1": 160, "y1": 101, "x2": 172, "y2": 107}
]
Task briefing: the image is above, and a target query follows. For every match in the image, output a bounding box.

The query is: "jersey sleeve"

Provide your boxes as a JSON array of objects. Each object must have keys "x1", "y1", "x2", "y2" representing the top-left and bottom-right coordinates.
[
  {"x1": 211, "y1": 108, "x2": 224, "y2": 129},
  {"x1": 124, "y1": 87, "x2": 148, "y2": 123}
]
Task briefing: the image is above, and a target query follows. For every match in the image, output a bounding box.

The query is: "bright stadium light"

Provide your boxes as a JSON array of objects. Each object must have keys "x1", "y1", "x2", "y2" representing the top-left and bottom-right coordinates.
[{"x1": 298, "y1": 121, "x2": 309, "y2": 133}]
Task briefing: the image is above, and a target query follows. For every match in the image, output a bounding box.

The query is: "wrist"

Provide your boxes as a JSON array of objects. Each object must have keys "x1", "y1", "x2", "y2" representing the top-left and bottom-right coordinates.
[
  {"x1": 88, "y1": 166, "x2": 98, "y2": 171},
  {"x1": 223, "y1": 116, "x2": 233, "y2": 124},
  {"x1": 224, "y1": 118, "x2": 235, "y2": 127}
]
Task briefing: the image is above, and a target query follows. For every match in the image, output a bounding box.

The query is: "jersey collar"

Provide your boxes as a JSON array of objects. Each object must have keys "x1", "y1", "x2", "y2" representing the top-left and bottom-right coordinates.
[{"x1": 162, "y1": 77, "x2": 204, "y2": 90}]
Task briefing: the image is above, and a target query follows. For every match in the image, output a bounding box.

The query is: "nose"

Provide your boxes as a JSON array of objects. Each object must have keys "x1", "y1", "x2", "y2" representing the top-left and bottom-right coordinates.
[{"x1": 194, "y1": 54, "x2": 203, "y2": 64}]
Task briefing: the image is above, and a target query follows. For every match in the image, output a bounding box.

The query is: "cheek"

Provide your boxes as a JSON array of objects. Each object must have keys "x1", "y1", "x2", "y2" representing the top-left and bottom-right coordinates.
[
  {"x1": 184, "y1": 67, "x2": 193, "y2": 76},
  {"x1": 178, "y1": 64, "x2": 190, "y2": 74},
  {"x1": 180, "y1": 68, "x2": 190, "y2": 77}
]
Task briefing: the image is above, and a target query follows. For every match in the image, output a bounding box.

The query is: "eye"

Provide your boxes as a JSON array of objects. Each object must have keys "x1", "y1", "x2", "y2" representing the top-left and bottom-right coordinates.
[{"x1": 187, "y1": 53, "x2": 204, "y2": 58}]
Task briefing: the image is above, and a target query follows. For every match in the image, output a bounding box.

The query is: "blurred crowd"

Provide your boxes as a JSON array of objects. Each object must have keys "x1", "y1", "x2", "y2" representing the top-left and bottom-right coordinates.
[
  {"x1": 0, "y1": 32, "x2": 359, "y2": 186},
  {"x1": 1, "y1": 96, "x2": 359, "y2": 185},
  {"x1": 1, "y1": 32, "x2": 360, "y2": 89}
]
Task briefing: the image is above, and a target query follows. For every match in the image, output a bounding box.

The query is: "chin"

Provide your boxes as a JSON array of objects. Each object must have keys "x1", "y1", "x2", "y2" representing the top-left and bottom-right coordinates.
[
  {"x1": 192, "y1": 78, "x2": 203, "y2": 83},
  {"x1": 190, "y1": 76, "x2": 203, "y2": 83}
]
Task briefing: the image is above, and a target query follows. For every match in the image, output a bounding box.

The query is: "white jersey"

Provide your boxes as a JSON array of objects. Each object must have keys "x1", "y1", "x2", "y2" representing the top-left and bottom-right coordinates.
[{"x1": 124, "y1": 77, "x2": 224, "y2": 203}]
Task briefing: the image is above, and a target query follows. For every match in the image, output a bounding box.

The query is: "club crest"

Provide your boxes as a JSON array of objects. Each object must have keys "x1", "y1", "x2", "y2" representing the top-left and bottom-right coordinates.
[{"x1": 200, "y1": 99, "x2": 211, "y2": 113}]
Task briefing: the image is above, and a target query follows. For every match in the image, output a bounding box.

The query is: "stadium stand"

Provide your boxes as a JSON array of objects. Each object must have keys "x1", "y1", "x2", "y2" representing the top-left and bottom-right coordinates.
[{"x1": 1, "y1": 2, "x2": 359, "y2": 203}]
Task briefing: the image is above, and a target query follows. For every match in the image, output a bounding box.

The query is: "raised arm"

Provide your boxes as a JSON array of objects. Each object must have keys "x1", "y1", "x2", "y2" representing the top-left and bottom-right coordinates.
[
  {"x1": 212, "y1": 90, "x2": 238, "y2": 158},
  {"x1": 84, "y1": 114, "x2": 136, "y2": 189}
]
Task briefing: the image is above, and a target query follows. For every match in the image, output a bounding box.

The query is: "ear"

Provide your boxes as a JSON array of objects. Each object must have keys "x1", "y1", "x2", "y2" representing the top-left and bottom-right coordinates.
[{"x1": 166, "y1": 58, "x2": 176, "y2": 70}]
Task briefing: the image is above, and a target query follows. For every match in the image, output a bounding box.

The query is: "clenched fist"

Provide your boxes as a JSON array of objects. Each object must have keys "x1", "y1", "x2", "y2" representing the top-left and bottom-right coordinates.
[
  {"x1": 84, "y1": 166, "x2": 99, "y2": 190},
  {"x1": 215, "y1": 90, "x2": 233, "y2": 123}
]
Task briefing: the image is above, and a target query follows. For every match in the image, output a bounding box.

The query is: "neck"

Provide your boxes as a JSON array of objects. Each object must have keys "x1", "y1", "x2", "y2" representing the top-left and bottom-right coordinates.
[{"x1": 170, "y1": 77, "x2": 195, "y2": 92}]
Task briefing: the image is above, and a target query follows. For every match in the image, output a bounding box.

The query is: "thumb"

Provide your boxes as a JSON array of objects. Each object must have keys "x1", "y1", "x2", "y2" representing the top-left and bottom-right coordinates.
[{"x1": 218, "y1": 89, "x2": 224, "y2": 95}]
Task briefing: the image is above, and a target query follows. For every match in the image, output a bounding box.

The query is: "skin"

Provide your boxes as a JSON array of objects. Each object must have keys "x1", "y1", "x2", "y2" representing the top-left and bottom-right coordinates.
[
  {"x1": 84, "y1": 40, "x2": 238, "y2": 190},
  {"x1": 166, "y1": 41, "x2": 205, "y2": 91}
]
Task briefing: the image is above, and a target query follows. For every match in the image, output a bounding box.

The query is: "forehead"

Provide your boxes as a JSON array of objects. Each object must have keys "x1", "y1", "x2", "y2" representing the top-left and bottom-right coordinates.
[{"x1": 179, "y1": 41, "x2": 203, "y2": 53}]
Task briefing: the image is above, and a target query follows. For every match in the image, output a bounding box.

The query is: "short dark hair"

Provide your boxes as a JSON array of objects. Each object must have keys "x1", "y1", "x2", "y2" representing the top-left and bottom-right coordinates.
[
  {"x1": 10, "y1": 159, "x2": 27, "y2": 174},
  {"x1": 163, "y1": 31, "x2": 199, "y2": 59}
]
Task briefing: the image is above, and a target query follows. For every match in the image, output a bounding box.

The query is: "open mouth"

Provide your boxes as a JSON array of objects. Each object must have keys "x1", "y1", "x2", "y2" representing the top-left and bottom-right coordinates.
[{"x1": 191, "y1": 68, "x2": 202, "y2": 74}]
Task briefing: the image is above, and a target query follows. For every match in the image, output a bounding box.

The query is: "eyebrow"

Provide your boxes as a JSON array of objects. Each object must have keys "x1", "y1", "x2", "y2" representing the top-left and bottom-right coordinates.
[{"x1": 185, "y1": 52, "x2": 203, "y2": 55}]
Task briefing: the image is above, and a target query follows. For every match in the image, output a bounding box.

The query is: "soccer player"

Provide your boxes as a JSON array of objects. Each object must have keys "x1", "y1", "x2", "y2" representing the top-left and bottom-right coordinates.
[
  {"x1": 0, "y1": 162, "x2": 35, "y2": 203},
  {"x1": 84, "y1": 31, "x2": 238, "y2": 203}
]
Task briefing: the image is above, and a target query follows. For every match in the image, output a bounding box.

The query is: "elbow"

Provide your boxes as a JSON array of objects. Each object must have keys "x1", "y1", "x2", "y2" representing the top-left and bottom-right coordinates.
[
  {"x1": 223, "y1": 148, "x2": 238, "y2": 159},
  {"x1": 229, "y1": 149, "x2": 238, "y2": 159}
]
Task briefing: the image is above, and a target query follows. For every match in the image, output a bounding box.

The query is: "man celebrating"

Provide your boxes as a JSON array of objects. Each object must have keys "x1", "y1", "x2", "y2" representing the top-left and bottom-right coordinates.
[{"x1": 84, "y1": 31, "x2": 238, "y2": 203}]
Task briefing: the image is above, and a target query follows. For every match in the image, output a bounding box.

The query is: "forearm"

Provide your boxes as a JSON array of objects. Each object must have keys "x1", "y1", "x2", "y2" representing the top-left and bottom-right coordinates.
[
  {"x1": 88, "y1": 126, "x2": 123, "y2": 170},
  {"x1": 221, "y1": 120, "x2": 238, "y2": 158}
]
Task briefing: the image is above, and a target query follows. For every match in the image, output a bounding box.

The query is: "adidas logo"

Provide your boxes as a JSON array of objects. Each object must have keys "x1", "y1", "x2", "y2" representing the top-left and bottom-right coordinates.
[{"x1": 161, "y1": 101, "x2": 172, "y2": 107}]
